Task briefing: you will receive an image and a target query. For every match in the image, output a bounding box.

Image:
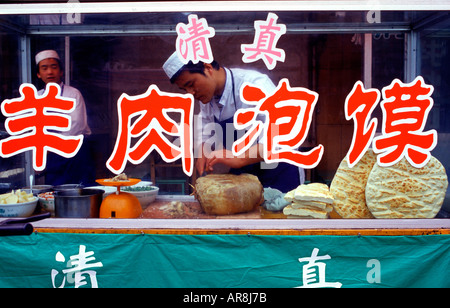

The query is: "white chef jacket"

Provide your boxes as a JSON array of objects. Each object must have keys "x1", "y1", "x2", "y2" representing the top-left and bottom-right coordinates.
[
  {"x1": 194, "y1": 67, "x2": 305, "y2": 184},
  {"x1": 38, "y1": 82, "x2": 91, "y2": 137},
  {"x1": 195, "y1": 67, "x2": 275, "y2": 147}
]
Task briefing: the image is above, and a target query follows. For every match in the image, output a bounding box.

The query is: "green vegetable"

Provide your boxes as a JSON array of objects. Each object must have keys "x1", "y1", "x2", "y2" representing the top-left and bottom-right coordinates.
[{"x1": 122, "y1": 186, "x2": 156, "y2": 192}]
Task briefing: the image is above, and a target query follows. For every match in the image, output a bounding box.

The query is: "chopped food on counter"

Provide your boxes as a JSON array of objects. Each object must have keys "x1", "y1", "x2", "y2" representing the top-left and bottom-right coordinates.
[
  {"x1": 141, "y1": 200, "x2": 212, "y2": 219},
  {"x1": 160, "y1": 201, "x2": 186, "y2": 217},
  {"x1": 141, "y1": 199, "x2": 261, "y2": 219},
  {"x1": 122, "y1": 186, "x2": 157, "y2": 192}
]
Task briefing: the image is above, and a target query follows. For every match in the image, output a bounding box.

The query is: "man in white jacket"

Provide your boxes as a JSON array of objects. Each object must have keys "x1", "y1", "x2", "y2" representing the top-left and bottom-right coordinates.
[
  {"x1": 163, "y1": 52, "x2": 304, "y2": 192},
  {"x1": 35, "y1": 49, "x2": 95, "y2": 185}
]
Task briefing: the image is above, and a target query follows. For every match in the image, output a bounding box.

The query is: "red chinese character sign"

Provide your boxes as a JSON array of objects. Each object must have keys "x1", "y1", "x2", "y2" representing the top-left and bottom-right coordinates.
[
  {"x1": 0, "y1": 77, "x2": 438, "y2": 177},
  {"x1": 374, "y1": 77, "x2": 436, "y2": 168},
  {"x1": 0, "y1": 83, "x2": 83, "y2": 171},
  {"x1": 345, "y1": 81, "x2": 380, "y2": 168},
  {"x1": 345, "y1": 76, "x2": 437, "y2": 168},
  {"x1": 176, "y1": 14, "x2": 215, "y2": 64},
  {"x1": 233, "y1": 79, "x2": 324, "y2": 168},
  {"x1": 241, "y1": 13, "x2": 286, "y2": 70},
  {"x1": 106, "y1": 85, "x2": 194, "y2": 176}
]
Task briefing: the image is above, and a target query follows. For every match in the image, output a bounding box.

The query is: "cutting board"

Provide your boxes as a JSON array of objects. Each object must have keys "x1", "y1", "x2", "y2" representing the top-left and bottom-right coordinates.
[{"x1": 141, "y1": 200, "x2": 261, "y2": 219}]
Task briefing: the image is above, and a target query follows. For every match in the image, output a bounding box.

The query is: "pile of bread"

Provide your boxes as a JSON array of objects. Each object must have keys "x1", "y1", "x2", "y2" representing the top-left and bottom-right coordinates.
[
  {"x1": 283, "y1": 183, "x2": 334, "y2": 218},
  {"x1": 283, "y1": 150, "x2": 448, "y2": 219}
]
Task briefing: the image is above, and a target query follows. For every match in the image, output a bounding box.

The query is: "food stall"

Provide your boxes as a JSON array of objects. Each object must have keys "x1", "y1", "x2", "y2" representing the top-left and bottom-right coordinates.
[{"x1": 0, "y1": 0, "x2": 449, "y2": 289}]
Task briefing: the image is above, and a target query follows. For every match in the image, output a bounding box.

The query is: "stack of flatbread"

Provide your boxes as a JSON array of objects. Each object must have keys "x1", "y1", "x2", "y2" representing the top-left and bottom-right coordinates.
[
  {"x1": 330, "y1": 150, "x2": 448, "y2": 219},
  {"x1": 283, "y1": 183, "x2": 334, "y2": 218}
]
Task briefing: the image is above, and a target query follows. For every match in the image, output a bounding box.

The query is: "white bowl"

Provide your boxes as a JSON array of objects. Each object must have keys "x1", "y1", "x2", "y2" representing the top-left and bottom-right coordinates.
[
  {"x1": 0, "y1": 197, "x2": 38, "y2": 217},
  {"x1": 121, "y1": 186, "x2": 159, "y2": 209},
  {"x1": 132, "y1": 180, "x2": 153, "y2": 187},
  {"x1": 38, "y1": 192, "x2": 55, "y2": 215},
  {"x1": 85, "y1": 186, "x2": 117, "y2": 199}
]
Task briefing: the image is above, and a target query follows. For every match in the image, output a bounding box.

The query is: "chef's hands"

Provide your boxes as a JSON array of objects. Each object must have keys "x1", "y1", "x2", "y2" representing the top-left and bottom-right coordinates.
[
  {"x1": 196, "y1": 145, "x2": 264, "y2": 175},
  {"x1": 196, "y1": 150, "x2": 241, "y2": 175},
  {"x1": 207, "y1": 149, "x2": 246, "y2": 172}
]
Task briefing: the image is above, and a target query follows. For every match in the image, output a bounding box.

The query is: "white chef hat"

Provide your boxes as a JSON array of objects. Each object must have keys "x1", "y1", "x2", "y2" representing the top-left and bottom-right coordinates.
[
  {"x1": 35, "y1": 50, "x2": 60, "y2": 65},
  {"x1": 163, "y1": 51, "x2": 186, "y2": 80}
]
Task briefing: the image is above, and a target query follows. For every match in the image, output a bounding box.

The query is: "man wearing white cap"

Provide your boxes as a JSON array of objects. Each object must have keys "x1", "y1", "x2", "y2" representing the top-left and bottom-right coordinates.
[
  {"x1": 163, "y1": 52, "x2": 304, "y2": 192},
  {"x1": 35, "y1": 49, "x2": 95, "y2": 185},
  {"x1": 35, "y1": 50, "x2": 91, "y2": 137}
]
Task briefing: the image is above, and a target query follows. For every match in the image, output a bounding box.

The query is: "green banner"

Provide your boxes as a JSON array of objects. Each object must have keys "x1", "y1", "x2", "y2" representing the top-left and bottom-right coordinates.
[{"x1": 0, "y1": 232, "x2": 448, "y2": 288}]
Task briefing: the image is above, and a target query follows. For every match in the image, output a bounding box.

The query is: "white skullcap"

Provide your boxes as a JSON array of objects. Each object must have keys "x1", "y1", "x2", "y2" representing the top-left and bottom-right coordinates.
[
  {"x1": 163, "y1": 51, "x2": 185, "y2": 79},
  {"x1": 35, "y1": 50, "x2": 60, "y2": 65}
]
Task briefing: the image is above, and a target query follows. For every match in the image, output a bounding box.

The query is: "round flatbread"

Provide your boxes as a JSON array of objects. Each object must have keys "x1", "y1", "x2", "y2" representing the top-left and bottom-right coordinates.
[
  {"x1": 365, "y1": 155, "x2": 448, "y2": 218},
  {"x1": 330, "y1": 150, "x2": 376, "y2": 218}
]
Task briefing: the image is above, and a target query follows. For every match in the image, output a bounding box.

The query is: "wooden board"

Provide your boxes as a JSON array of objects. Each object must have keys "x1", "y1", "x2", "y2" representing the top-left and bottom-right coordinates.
[{"x1": 141, "y1": 200, "x2": 261, "y2": 219}]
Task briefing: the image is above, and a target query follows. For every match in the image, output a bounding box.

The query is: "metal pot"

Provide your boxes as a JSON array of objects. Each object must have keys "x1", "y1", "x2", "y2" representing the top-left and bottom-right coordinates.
[
  {"x1": 54, "y1": 184, "x2": 84, "y2": 193},
  {"x1": 54, "y1": 188, "x2": 103, "y2": 218}
]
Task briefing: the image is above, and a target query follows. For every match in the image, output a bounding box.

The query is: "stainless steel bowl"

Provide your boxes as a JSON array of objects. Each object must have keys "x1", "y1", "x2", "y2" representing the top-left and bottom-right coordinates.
[
  {"x1": 22, "y1": 184, "x2": 53, "y2": 195},
  {"x1": 54, "y1": 184, "x2": 84, "y2": 193},
  {"x1": 54, "y1": 188, "x2": 103, "y2": 218}
]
